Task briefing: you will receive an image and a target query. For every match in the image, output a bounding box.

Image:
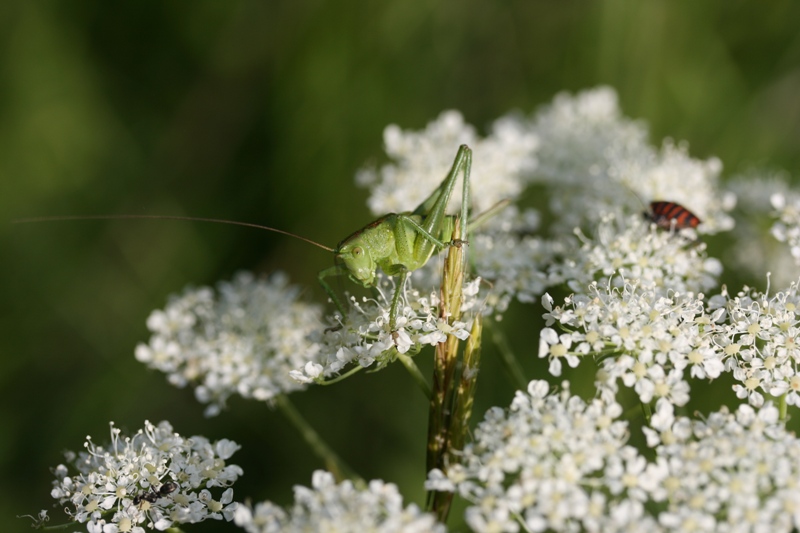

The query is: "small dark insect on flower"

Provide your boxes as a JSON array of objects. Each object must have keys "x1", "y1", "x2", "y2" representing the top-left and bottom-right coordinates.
[
  {"x1": 158, "y1": 481, "x2": 179, "y2": 496},
  {"x1": 646, "y1": 201, "x2": 701, "y2": 230},
  {"x1": 133, "y1": 482, "x2": 179, "y2": 506},
  {"x1": 132, "y1": 490, "x2": 158, "y2": 507}
]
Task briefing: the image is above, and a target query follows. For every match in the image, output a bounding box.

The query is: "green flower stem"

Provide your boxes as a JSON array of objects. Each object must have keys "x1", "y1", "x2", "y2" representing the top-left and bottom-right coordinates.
[
  {"x1": 397, "y1": 352, "x2": 432, "y2": 399},
  {"x1": 274, "y1": 395, "x2": 360, "y2": 483},
  {"x1": 317, "y1": 364, "x2": 364, "y2": 385},
  {"x1": 641, "y1": 401, "x2": 653, "y2": 424},
  {"x1": 779, "y1": 393, "x2": 788, "y2": 422},
  {"x1": 490, "y1": 326, "x2": 528, "y2": 391},
  {"x1": 38, "y1": 523, "x2": 72, "y2": 531}
]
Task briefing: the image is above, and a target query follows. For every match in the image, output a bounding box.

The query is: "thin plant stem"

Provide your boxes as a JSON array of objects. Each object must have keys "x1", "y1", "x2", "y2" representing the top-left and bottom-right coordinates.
[
  {"x1": 274, "y1": 395, "x2": 361, "y2": 483},
  {"x1": 491, "y1": 326, "x2": 528, "y2": 390},
  {"x1": 779, "y1": 393, "x2": 788, "y2": 422},
  {"x1": 641, "y1": 401, "x2": 653, "y2": 424},
  {"x1": 317, "y1": 364, "x2": 364, "y2": 385},
  {"x1": 397, "y1": 352, "x2": 432, "y2": 399},
  {"x1": 31, "y1": 522, "x2": 70, "y2": 531}
]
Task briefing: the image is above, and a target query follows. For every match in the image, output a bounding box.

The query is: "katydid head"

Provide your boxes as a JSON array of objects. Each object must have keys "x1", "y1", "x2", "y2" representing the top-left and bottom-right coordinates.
[{"x1": 335, "y1": 238, "x2": 377, "y2": 287}]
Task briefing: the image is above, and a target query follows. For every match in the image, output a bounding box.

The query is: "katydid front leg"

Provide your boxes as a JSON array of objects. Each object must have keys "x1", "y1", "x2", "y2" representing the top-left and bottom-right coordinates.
[{"x1": 318, "y1": 145, "x2": 473, "y2": 333}]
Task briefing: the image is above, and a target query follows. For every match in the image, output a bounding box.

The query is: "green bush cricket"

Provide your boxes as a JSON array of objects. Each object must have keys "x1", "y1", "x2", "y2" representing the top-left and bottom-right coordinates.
[
  {"x1": 14, "y1": 144, "x2": 505, "y2": 332},
  {"x1": 318, "y1": 144, "x2": 474, "y2": 330}
]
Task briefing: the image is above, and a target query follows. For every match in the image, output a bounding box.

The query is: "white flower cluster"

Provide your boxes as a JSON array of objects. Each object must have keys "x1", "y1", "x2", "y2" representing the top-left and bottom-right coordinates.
[
  {"x1": 135, "y1": 271, "x2": 323, "y2": 416},
  {"x1": 531, "y1": 86, "x2": 735, "y2": 234},
  {"x1": 470, "y1": 207, "x2": 722, "y2": 315},
  {"x1": 542, "y1": 271, "x2": 800, "y2": 412},
  {"x1": 643, "y1": 401, "x2": 800, "y2": 532},
  {"x1": 357, "y1": 110, "x2": 539, "y2": 216},
  {"x1": 429, "y1": 381, "x2": 800, "y2": 532},
  {"x1": 708, "y1": 280, "x2": 800, "y2": 407},
  {"x1": 530, "y1": 86, "x2": 650, "y2": 226},
  {"x1": 426, "y1": 380, "x2": 663, "y2": 533},
  {"x1": 541, "y1": 282, "x2": 719, "y2": 407},
  {"x1": 48, "y1": 421, "x2": 241, "y2": 532},
  {"x1": 234, "y1": 470, "x2": 445, "y2": 533},
  {"x1": 556, "y1": 213, "x2": 721, "y2": 296},
  {"x1": 771, "y1": 190, "x2": 800, "y2": 265},
  {"x1": 290, "y1": 273, "x2": 479, "y2": 383}
]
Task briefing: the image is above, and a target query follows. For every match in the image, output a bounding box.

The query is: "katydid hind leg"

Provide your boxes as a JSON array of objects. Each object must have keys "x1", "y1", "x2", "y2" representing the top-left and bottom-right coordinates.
[
  {"x1": 398, "y1": 145, "x2": 471, "y2": 332},
  {"x1": 411, "y1": 145, "x2": 470, "y2": 227},
  {"x1": 410, "y1": 145, "x2": 472, "y2": 262},
  {"x1": 393, "y1": 214, "x2": 452, "y2": 251},
  {"x1": 458, "y1": 142, "x2": 471, "y2": 252}
]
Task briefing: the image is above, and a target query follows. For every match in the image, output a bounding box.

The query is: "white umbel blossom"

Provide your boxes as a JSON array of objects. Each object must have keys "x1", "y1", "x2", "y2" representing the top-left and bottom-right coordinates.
[
  {"x1": 234, "y1": 470, "x2": 445, "y2": 533},
  {"x1": 48, "y1": 421, "x2": 241, "y2": 532},
  {"x1": 531, "y1": 86, "x2": 734, "y2": 234},
  {"x1": 290, "y1": 273, "x2": 478, "y2": 383},
  {"x1": 643, "y1": 403, "x2": 800, "y2": 532},
  {"x1": 543, "y1": 273, "x2": 800, "y2": 415},
  {"x1": 135, "y1": 271, "x2": 323, "y2": 416},
  {"x1": 467, "y1": 207, "x2": 721, "y2": 314},
  {"x1": 708, "y1": 279, "x2": 800, "y2": 408},
  {"x1": 426, "y1": 380, "x2": 664, "y2": 533},
  {"x1": 357, "y1": 110, "x2": 539, "y2": 216},
  {"x1": 555, "y1": 212, "x2": 722, "y2": 296},
  {"x1": 542, "y1": 282, "x2": 719, "y2": 407},
  {"x1": 429, "y1": 380, "x2": 800, "y2": 532}
]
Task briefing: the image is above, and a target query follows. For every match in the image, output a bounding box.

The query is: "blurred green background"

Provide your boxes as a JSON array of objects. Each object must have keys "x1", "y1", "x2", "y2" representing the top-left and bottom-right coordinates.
[{"x1": 3, "y1": 1, "x2": 800, "y2": 531}]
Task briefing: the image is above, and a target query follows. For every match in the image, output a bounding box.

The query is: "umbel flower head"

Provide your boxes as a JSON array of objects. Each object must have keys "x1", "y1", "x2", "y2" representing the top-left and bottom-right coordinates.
[
  {"x1": 708, "y1": 277, "x2": 800, "y2": 408},
  {"x1": 290, "y1": 272, "x2": 479, "y2": 383},
  {"x1": 234, "y1": 470, "x2": 445, "y2": 533},
  {"x1": 427, "y1": 380, "x2": 800, "y2": 532},
  {"x1": 529, "y1": 86, "x2": 734, "y2": 234},
  {"x1": 541, "y1": 281, "x2": 718, "y2": 407},
  {"x1": 551, "y1": 212, "x2": 721, "y2": 296},
  {"x1": 357, "y1": 109, "x2": 539, "y2": 216},
  {"x1": 135, "y1": 271, "x2": 324, "y2": 416},
  {"x1": 426, "y1": 380, "x2": 664, "y2": 533},
  {"x1": 643, "y1": 401, "x2": 800, "y2": 532},
  {"x1": 46, "y1": 420, "x2": 242, "y2": 532}
]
